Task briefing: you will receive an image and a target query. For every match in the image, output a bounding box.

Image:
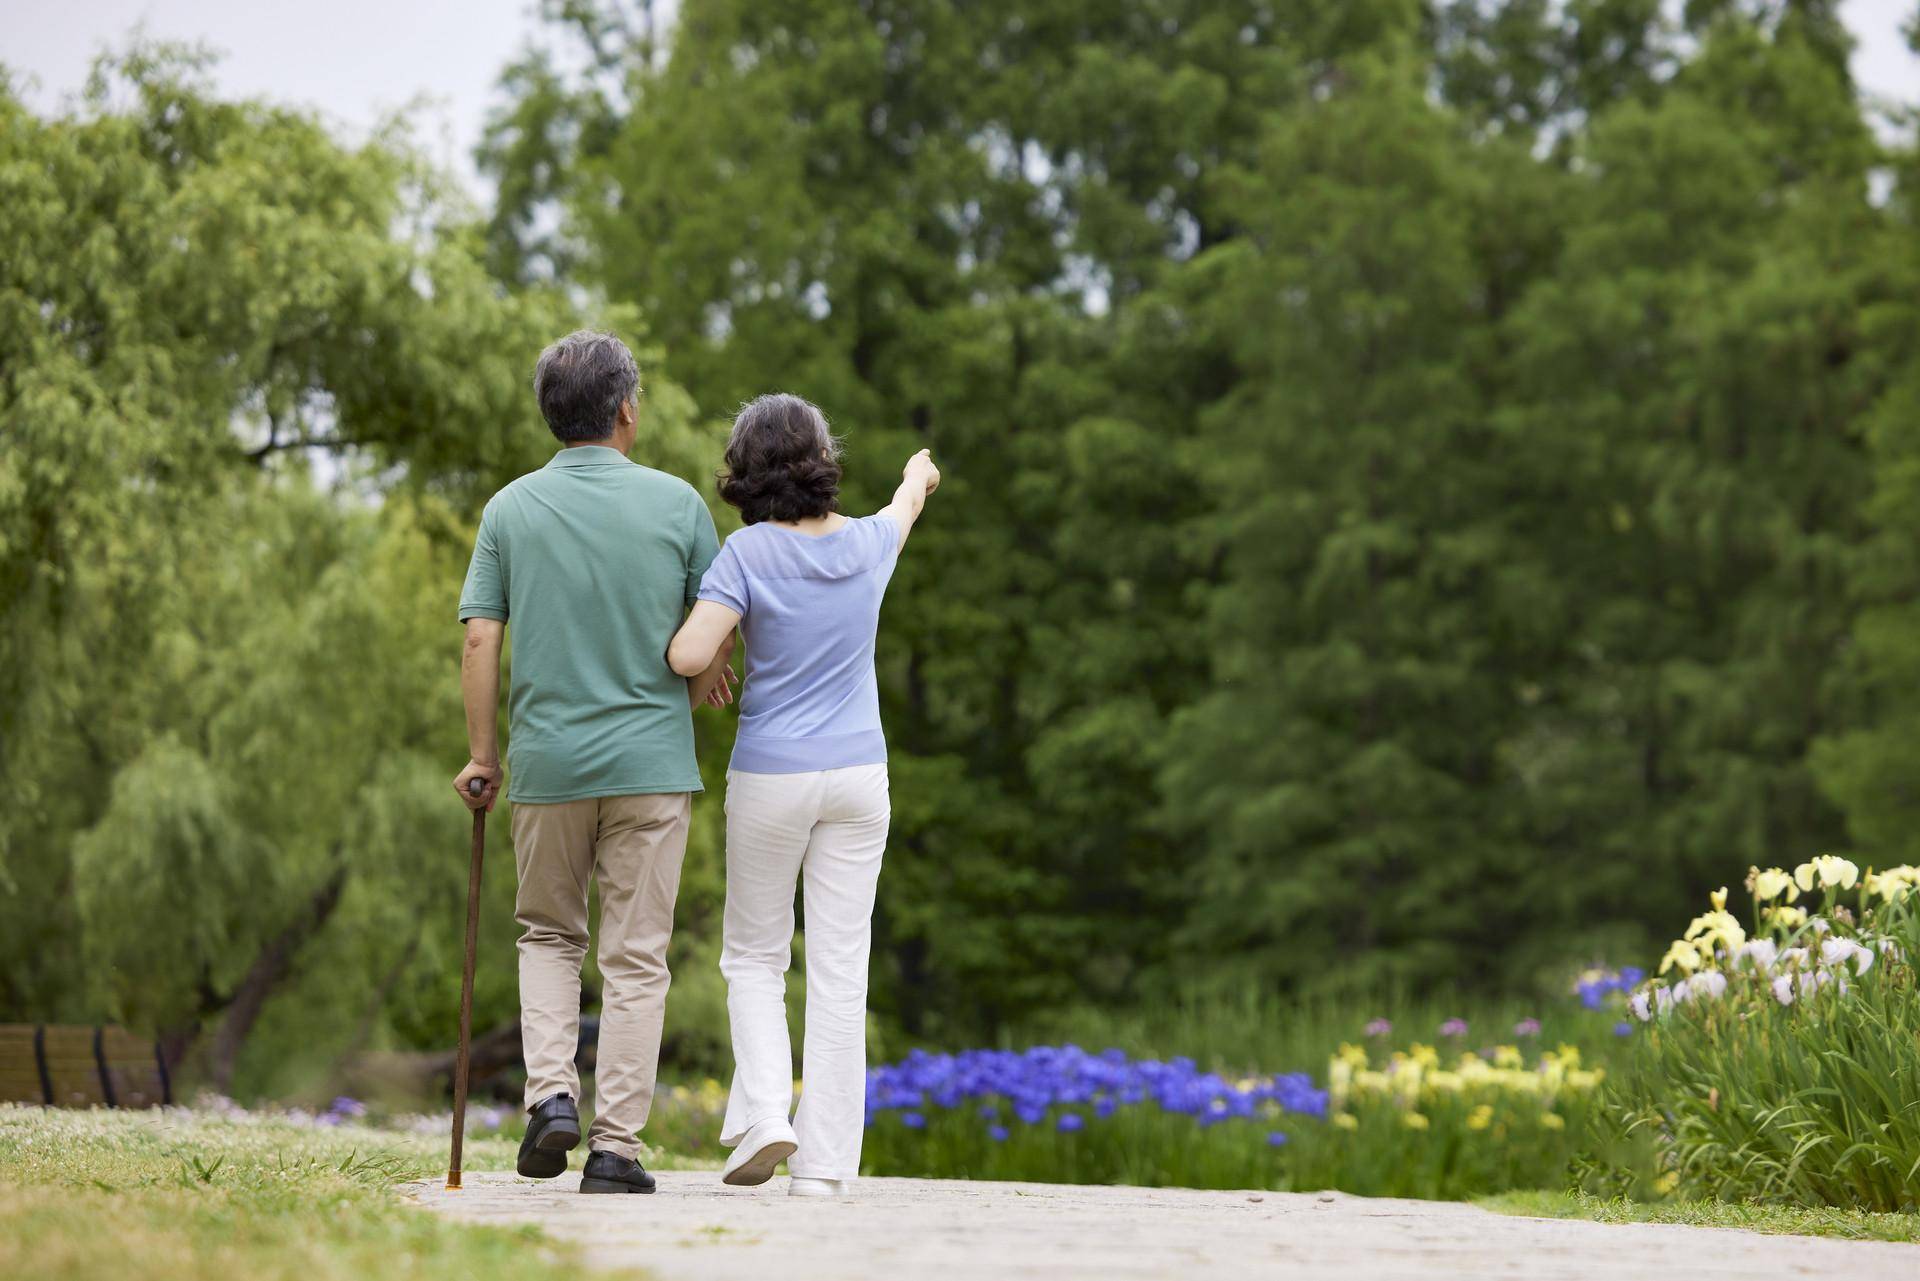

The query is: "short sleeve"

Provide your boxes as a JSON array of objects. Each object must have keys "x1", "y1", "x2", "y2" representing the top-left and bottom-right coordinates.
[
  {"x1": 697, "y1": 540, "x2": 750, "y2": 615},
  {"x1": 867, "y1": 511, "x2": 903, "y2": 563},
  {"x1": 458, "y1": 503, "x2": 508, "y2": 622},
  {"x1": 685, "y1": 493, "x2": 721, "y2": 606}
]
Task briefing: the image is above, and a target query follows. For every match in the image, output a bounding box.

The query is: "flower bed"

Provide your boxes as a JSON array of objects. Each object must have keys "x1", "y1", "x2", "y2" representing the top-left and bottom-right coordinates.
[
  {"x1": 860, "y1": 1045, "x2": 1324, "y2": 1189},
  {"x1": 1598, "y1": 859, "x2": 1920, "y2": 1210},
  {"x1": 1313, "y1": 1040, "x2": 1603, "y2": 1196},
  {"x1": 858, "y1": 1038, "x2": 1602, "y2": 1198}
]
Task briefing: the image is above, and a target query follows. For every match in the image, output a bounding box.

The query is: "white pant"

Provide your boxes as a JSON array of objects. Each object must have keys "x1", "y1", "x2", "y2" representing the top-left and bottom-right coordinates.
[{"x1": 718, "y1": 763, "x2": 889, "y2": 1180}]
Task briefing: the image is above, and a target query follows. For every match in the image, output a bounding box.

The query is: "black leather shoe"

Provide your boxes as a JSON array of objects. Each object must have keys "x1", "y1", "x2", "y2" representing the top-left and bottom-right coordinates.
[
  {"x1": 516, "y1": 1094, "x2": 581, "y2": 1179},
  {"x1": 579, "y1": 1149, "x2": 656, "y2": 1194}
]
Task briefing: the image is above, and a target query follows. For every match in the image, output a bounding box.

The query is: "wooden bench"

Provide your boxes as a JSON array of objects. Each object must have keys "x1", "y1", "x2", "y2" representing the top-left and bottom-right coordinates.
[{"x1": 0, "y1": 1025, "x2": 172, "y2": 1108}]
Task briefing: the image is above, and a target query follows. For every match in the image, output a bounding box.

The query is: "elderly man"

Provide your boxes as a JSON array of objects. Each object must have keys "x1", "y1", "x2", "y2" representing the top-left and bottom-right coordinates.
[{"x1": 455, "y1": 330, "x2": 733, "y2": 1194}]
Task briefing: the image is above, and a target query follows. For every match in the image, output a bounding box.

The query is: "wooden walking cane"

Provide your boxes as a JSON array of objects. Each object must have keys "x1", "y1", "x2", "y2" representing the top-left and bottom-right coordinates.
[{"x1": 448, "y1": 776, "x2": 488, "y2": 1190}]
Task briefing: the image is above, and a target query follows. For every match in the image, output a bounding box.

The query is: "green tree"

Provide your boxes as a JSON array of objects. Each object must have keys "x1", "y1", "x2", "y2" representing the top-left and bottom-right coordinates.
[
  {"x1": 16, "y1": 0, "x2": 1883, "y2": 1075},
  {"x1": 1160, "y1": 44, "x2": 1560, "y2": 987},
  {"x1": 482, "y1": 0, "x2": 1440, "y2": 1028},
  {"x1": 1810, "y1": 112, "x2": 1920, "y2": 868},
  {"x1": 1165, "y1": 5, "x2": 1893, "y2": 984},
  {"x1": 0, "y1": 47, "x2": 707, "y2": 1089},
  {"x1": 1495, "y1": 12, "x2": 1886, "y2": 944}
]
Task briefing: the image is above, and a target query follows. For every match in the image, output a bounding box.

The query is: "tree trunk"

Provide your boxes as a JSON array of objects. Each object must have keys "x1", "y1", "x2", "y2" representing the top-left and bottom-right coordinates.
[{"x1": 205, "y1": 865, "x2": 348, "y2": 1093}]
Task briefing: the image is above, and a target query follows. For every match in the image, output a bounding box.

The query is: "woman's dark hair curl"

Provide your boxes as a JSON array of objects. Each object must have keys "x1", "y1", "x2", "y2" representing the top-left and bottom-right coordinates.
[{"x1": 717, "y1": 393, "x2": 843, "y2": 524}]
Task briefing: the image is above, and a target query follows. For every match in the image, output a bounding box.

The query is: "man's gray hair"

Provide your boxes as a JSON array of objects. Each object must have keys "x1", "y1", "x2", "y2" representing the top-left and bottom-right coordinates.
[{"x1": 532, "y1": 330, "x2": 640, "y2": 443}]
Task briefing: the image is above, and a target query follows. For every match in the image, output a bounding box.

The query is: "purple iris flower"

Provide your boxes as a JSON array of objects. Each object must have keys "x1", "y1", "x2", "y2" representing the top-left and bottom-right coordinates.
[{"x1": 861, "y1": 1044, "x2": 1332, "y2": 1135}]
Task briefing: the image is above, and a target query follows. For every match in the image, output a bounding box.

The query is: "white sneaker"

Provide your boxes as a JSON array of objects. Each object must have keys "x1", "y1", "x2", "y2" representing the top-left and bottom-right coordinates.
[
  {"x1": 788, "y1": 1176, "x2": 851, "y2": 1197},
  {"x1": 721, "y1": 1117, "x2": 798, "y2": 1187}
]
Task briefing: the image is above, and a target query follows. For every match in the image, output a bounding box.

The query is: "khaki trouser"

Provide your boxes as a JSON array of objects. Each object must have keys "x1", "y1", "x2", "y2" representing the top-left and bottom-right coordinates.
[{"x1": 510, "y1": 791, "x2": 691, "y2": 1160}]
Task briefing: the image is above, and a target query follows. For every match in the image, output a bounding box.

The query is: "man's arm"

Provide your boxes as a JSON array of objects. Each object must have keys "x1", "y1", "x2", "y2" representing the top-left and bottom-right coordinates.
[
  {"x1": 880, "y1": 448, "x2": 940, "y2": 547},
  {"x1": 454, "y1": 617, "x2": 506, "y2": 811}
]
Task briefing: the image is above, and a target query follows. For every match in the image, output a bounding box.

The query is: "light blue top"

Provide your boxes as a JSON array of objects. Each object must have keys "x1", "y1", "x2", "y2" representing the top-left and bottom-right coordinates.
[{"x1": 697, "y1": 513, "x2": 901, "y2": 774}]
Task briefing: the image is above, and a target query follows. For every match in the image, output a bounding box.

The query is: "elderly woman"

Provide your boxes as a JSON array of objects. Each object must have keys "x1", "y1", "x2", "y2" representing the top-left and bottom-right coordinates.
[{"x1": 668, "y1": 393, "x2": 939, "y2": 1197}]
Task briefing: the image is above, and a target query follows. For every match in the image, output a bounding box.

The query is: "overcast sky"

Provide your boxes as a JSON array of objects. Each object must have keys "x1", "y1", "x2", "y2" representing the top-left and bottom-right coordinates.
[
  {"x1": 6, "y1": 0, "x2": 1917, "y2": 195},
  {"x1": 5, "y1": 0, "x2": 566, "y2": 189}
]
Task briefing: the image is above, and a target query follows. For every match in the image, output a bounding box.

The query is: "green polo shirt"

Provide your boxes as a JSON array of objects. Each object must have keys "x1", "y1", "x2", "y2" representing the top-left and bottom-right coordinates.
[{"x1": 458, "y1": 446, "x2": 721, "y2": 804}]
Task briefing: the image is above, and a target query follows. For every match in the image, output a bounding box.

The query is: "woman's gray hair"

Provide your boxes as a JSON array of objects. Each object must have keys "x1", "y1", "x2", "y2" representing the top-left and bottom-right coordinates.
[
  {"x1": 717, "y1": 393, "x2": 844, "y2": 524},
  {"x1": 725, "y1": 392, "x2": 840, "y2": 461},
  {"x1": 532, "y1": 330, "x2": 640, "y2": 443}
]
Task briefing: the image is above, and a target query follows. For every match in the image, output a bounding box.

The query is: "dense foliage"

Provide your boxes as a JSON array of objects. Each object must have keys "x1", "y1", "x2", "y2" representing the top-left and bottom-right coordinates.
[
  {"x1": 482, "y1": 0, "x2": 1920, "y2": 1024},
  {"x1": 7, "y1": 1, "x2": 1920, "y2": 1095},
  {"x1": 0, "y1": 49, "x2": 691, "y2": 1092}
]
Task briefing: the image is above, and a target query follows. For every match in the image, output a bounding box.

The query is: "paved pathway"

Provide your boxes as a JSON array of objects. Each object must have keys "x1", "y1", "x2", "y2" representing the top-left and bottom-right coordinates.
[{"x1": 408, "y1": 1170, "x2": 1919, "y2": 1280}]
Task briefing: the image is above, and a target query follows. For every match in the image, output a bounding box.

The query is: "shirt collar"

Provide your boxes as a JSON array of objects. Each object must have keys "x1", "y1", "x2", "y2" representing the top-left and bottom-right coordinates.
[{"x1": 545, "y1": 445, "x2": 632, "y2": 469}]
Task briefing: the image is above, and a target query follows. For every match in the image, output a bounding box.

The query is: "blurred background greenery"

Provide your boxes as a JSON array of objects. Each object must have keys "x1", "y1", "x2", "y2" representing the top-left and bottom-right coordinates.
[{"x1": 5, "y1": 0, "x2": 1920, "y2": 1106}]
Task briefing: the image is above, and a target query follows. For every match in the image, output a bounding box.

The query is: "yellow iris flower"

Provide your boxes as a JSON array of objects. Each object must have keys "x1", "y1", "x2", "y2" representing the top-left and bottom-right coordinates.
[
  {"x1": 1682, "y1": 908, "x2": 1746, "y2": 955},
  {"x1": 1660, "y1": 939, "x2": 1703, "y2": 975},
  {"x1": 1864, "y1": 865, "x2": 1920, "y2": 902},
  {"x1": 1749, "y1": 866, "x2": 1798, "y2": 903},
  {"x1": 1794, "y1": 855, "x2": 1859, "y2": 893}
]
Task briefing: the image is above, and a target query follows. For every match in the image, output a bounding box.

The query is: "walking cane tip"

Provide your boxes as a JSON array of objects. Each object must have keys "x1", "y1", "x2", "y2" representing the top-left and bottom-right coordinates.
[{"x1": 446, "y1": 1172, "x2": 462, "y2": 1190}]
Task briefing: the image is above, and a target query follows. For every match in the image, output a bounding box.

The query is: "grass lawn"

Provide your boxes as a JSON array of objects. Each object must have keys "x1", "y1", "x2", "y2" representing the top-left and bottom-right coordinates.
[
  {"x1": 0, "y1": 1104, "x2": 640, "y2": 1281},
  {"x1": 1482, "y1": 1189, "x2": 1920, "y2": 1243}
]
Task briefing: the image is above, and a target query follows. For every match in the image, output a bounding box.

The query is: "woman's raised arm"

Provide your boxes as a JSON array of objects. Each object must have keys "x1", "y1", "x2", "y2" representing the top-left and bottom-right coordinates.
[{"x1": 880, "y1": 448, "x2": 941, "y2": 547}]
